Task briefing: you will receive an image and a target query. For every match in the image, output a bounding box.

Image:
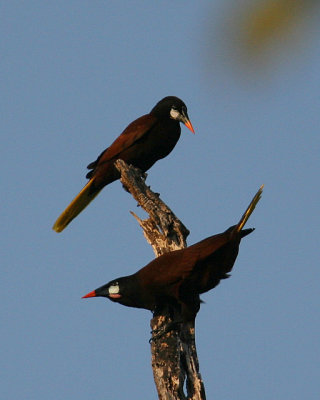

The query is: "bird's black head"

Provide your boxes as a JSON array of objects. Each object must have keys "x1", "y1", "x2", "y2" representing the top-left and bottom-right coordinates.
[
  {"x1": 150, "y1": 96, "x2": 194, "y2": 133},
  {"x1": 82, "y1": 275, "x2": 142, "y2": 308}
]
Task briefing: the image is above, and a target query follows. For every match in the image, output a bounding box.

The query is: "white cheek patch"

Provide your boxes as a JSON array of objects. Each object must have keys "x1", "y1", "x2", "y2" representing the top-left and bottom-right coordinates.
[
  {"x1": 170, "y1": 108, "x2": 181, "y2": 120},
  {"x1": 109, "y1": 284, "x2": 120, "y2": 295}
]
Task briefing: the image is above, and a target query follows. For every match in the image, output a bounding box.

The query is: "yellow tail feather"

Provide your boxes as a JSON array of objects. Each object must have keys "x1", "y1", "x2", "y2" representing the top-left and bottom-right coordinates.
[
  {"x1": 236, "y1": 185, "x2": 264, "y2": 232},
  {"x1": 52, "y1": 179, "x2": 101, "y2": 233}
]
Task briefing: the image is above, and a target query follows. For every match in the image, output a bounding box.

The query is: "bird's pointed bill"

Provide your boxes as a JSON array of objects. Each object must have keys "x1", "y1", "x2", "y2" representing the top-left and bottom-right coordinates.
[
  {"x1": 82, "y1": 290, "x2": 96, "y2": 298},
  {"x1": 184, "y1": 119, "x2": 195, "y2": 133}
]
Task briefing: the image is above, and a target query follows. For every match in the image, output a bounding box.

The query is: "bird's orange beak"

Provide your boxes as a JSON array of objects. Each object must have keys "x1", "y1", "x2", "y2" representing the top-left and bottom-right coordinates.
[
  {"x1": 82, "y1": 290, "x2": 96, "y2": 298},
  {"x1": 184, "y1": 119, "x2": 195, "y2": 134}
]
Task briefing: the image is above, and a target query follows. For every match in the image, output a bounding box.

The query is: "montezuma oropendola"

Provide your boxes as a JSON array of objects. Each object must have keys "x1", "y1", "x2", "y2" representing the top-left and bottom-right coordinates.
[
  {"x1": 82, "y1": 186, "x2": 263, "y2": 322},
  {"x1": 52, "y1": 96, "x2": 194, "y2": 232}
]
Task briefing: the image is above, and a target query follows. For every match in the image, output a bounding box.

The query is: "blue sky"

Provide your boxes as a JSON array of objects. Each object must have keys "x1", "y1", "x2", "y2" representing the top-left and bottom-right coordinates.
[{"x1": 2, "y1": 1, "x2": 319, "y2": 399}]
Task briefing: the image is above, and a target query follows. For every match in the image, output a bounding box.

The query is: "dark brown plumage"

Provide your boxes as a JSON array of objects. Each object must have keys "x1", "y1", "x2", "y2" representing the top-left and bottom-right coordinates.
[
  {"x1": 82, "y1": 186, "x2": 263, "y2": 322},
  {"x1": 53, "y1": 96, "x2": 194, "y2": 232}
]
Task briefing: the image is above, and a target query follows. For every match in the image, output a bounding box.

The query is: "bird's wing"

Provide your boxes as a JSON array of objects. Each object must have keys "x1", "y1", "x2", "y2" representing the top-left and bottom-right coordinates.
[
  {"x1": 87, "y1": 114, "x2": 157, "y2": 170},
  {"x1": 138, "y1": 233, "x2": 230, "y2": 289},
  {"x1": 181, "y1": 232, "x2": 232, "y2": 264}
]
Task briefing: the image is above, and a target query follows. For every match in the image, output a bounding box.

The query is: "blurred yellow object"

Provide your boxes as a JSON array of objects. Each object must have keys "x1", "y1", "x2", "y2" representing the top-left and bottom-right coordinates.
[
  {"x1": 204, "y1": 0, "x2": 319, "y2": 77},
  {"x1": 243, "y1": 0, "x2": 310, "y2": 50}
]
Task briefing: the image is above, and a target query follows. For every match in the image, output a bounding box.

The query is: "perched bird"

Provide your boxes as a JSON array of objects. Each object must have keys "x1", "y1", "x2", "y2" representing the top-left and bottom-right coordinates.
[
  {"x1": 82, "y1": 186, "x2": 263, "y2": 322},
  {"x1": 52, "y1": 96, "x2": 194, "y2": 233}
]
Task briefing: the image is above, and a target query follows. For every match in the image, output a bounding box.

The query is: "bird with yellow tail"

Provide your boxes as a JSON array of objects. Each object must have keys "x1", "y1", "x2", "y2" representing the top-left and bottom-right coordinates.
[{"x1": 53, "y1": 96, "x2": 194, "y2": 232}]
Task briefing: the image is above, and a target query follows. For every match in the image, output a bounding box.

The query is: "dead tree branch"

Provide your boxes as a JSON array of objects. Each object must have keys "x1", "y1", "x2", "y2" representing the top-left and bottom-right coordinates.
[{"x1": 115, "y1": 159, "x2": 206, "y2": 400}]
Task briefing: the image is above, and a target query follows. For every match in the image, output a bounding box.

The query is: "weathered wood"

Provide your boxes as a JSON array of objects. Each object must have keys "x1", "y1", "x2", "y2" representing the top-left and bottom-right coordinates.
[
  {"x1": 115, "y1": 159, "x2": 206, "y2": 400},
  {"x1": 115, "y1": 159, "x2": 189, "y2": 256}
]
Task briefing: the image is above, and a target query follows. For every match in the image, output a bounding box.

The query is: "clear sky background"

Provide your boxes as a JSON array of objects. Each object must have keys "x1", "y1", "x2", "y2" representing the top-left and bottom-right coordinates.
[{"x1": 2, "y1": 1, "x2": 319, "y2": 399}]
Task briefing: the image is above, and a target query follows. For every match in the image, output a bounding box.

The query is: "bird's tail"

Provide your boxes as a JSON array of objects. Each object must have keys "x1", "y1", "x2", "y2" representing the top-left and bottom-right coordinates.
[
  {"x1": 236, "y1": 185, "x2": 264, "y2": 233},
  {"x1": 52, "y1": 179, "x2": 101, "y2": 233}
]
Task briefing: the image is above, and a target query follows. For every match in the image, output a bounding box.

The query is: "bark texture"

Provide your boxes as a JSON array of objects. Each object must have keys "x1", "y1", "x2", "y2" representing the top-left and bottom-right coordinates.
[{"x1": 115, "y1": 160, "x2": 206, "y2": 400}]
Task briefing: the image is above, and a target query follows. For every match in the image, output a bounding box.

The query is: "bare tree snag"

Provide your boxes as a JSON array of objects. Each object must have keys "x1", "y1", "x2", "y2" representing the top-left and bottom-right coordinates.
[{"x1": 115, "y1": 159, "x2": 206, "y2": 400}]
